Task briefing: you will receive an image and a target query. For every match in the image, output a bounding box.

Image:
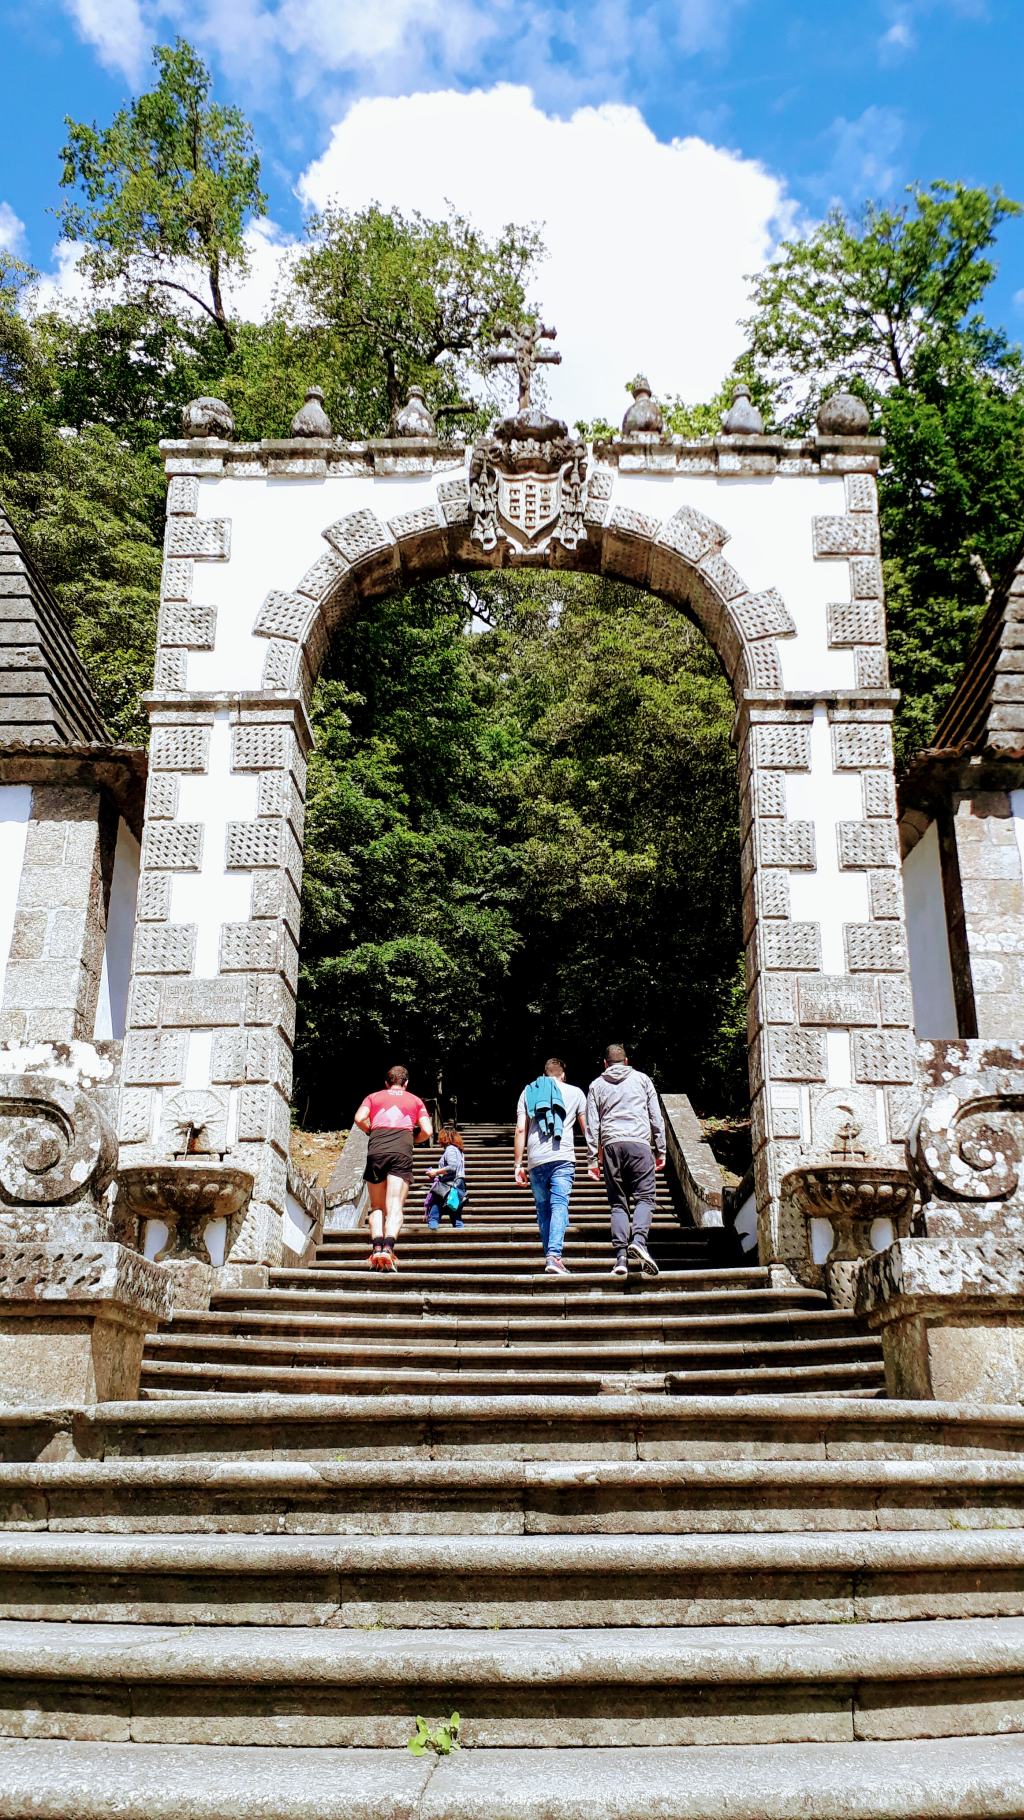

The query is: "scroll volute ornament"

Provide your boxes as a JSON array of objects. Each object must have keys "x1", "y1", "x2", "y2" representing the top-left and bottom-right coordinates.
[
  {"x1": 0, "y1": 1077, "x2": 115, "y2": 1208},
  {"x1": 909, "y1": 1070, "x2": 1024, "y2": 1224}
]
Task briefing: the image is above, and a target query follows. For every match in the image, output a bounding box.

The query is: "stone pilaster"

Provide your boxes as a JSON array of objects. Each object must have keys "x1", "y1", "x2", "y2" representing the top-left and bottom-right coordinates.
[{"x1": 0, "y1": 785, "x2": 112, "y2": 1043}]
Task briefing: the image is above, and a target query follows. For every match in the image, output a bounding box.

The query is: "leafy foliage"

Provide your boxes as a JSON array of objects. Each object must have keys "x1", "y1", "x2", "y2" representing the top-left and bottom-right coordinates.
[{"x1": 408, "y1": 1713, "x2": 461, "y2": 1756}]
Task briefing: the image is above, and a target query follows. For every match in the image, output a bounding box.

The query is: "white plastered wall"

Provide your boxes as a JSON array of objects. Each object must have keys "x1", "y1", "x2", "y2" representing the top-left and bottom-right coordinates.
[
  {"x1": 94, "y1": 819, "x2": 141, "y2": 1042},
  {"x1": 903, "y1": 819, "x2": 958, "y2": 1040},
  {"x1": 0, "y1": 786, "x2": 31, "y2": 993}
]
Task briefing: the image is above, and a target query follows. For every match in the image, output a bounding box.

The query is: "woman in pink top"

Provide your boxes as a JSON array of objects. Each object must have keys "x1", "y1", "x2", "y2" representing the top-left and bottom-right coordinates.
[{"x1": 353, "y1": 1065, "x2": 433, "y2": 1270}]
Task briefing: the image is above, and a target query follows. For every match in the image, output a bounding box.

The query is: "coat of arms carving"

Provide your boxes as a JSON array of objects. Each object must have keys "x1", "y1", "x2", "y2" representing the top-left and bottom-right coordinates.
[{"x1": 469, "y1": 323, "x2": 589, "y2": 556}]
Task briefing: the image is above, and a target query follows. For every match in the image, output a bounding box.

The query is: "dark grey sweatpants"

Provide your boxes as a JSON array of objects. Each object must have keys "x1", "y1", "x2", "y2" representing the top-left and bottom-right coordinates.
[{"x1": 601, "y1": 1139, "x2": 656, "y2": 1249}]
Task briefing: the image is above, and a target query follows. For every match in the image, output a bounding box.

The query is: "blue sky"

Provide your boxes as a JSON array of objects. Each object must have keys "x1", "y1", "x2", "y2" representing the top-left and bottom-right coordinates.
[{"x1": 1, "y1": 0, "x2": 1022, "y2": 418}]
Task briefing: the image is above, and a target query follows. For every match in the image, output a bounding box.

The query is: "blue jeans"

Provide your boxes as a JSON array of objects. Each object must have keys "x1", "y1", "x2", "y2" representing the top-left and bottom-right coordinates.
[{"x1": 529, "y1": 1160, "x2": 575, "y2": 1257}]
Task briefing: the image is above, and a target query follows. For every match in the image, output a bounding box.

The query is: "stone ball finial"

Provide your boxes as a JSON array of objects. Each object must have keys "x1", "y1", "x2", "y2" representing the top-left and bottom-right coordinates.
[
  {"x1": 393, "y1": 384, "x2": 436, "y2": 439},
  {"x1": 290, "y1": 385, "x2": 333, "y2": 438},
  {"x1": 720, "y1": 382, "x2": 764, "y2": 435},
  {"x1": 182, "y1": 396, "x2": 234, "y2": 440},
  {"x1": 817, "y1": 389, "x2": 871, "y2": 437},
  {"x1": 621, "y1": 374, "x2": 664, "y2": 436}
]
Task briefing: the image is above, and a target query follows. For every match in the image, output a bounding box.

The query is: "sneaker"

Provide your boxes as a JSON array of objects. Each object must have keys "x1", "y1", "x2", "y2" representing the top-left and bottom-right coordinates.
[
  {"x1": 610, "y1": 1252, "x2": 628, "y2": 1277},
  {"x1": 453, "y1": 1219, "x2": 465, "y2": 1228},
  {"x1": 627, "y1": 1237, "x2": 660, "y2": 1277},
  {"x1": 426, "y1": 1217, "x2": 440, "y2": 1230},
  {"x1": 379, "y1": 1248, "x2": 398, "y2": 1272},
  {"x1": 368, "y1": 1248, "x2": 385, "y2": 1270},
  {"x1": 545, "y1": 1253, "x2": 569, "y2": 1275}
]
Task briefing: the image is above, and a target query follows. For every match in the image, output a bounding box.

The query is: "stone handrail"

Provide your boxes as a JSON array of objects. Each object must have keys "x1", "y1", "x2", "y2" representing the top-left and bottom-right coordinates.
[
  {"x1": 324, "y1": 1127, "x2": 369, "y2": 1231},
  {"x1": 660, "y1": 1093, "x2": 725, "y2": 1229}
]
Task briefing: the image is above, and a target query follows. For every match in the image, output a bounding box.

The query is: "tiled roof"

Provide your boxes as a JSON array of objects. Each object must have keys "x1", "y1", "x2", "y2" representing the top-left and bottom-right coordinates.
[
  {"x1": 928, "y1": 539, "x2": 1024, "y2": 755},
  {"x1": 0, "y1": 503, "x2": 109, "y2": 745}
]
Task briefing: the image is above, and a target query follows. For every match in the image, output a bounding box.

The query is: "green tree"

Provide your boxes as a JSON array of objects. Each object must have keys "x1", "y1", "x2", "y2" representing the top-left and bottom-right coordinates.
[
  {"x1": 737, "y1": 181, "x2": 1024, "y2": 763},
  {"x1": 58, "y1": 38, "x2": 266, "y2": 351}
]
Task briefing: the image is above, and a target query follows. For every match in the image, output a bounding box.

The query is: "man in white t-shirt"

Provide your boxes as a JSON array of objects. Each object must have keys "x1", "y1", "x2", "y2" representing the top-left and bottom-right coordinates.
[{"x1": 513, "y1": 1057, "x2": 587, "y2": 1276}]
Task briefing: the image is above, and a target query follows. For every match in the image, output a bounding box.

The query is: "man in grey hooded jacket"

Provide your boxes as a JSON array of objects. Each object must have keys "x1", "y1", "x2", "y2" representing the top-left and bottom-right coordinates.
[{"x1": 586, "y1": 1044, "x2": 666, "y2": 1277}]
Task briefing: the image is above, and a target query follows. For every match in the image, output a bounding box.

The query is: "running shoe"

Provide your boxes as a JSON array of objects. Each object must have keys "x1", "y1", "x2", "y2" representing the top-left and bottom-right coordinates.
[
  {"x1": 379, "y1": 1248, "x2": 398, "y2": 1272},
  {"x1": 610, "y1": 1252, "x2": 628, "y2": 1277},
  {"x1": 627, "y1": 1237, "x2": 660, "y2": 1277},
  {"x1": 545, "y1": 1253, "x2": 569, "y2": 1275},
  {"x1": 368, "y1": 1249, "x2": 384, "y2": 1270}
]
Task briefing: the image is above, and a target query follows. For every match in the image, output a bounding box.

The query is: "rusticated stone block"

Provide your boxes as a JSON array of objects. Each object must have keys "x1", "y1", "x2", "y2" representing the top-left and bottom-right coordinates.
[
  {"x1": 844, "y1": 922, "x2": 908, "y2": 972},
  {"x1": 812, "y1": 514, "x2": 879, "y2": 557},
  {"x1": 864, "y1": 771, "x2": 896, "y2": 818},
  {"x1": 262, "y1": 640, "x2": 302, "y2": 690},
  {"x1": 123, "y1": 1031, "x2": 187, "y2": 1085},
  {"x1": 832, "y1": 722, "x2": 891, "y2": 770},
  {"x1": 852, "y1": 1029, "x2": 915, "y2": 1083},
  {"x1": 761, "y1": 975, "x2": 796, "y2": 1023},
  {"x1": 150, "y1": 726, "x2": 210, "y2": 773},
  {"x1": 127, "y1": 978, "x2": 161, "y2": 1029},
  {"x1": 763, "y1": 922, "x2": 822, "y2": 971},
  {"x1": 827, "y1": 600, "x2": 884, "y2": 646},
  {"x1": 232, "y1": 724, "x2": 288, "y2": 772},
  {"x1": 136, "y1": 875, "x2": 170, "y2": 923},
  {"x1": 154, "y1": 648, "x2": 188, "y2": 691},
  {"x1": 160, "y1": 977, "x2": 246, "y2": 1027},
  {"x1": 856, "y1": 648, "x2": 889, "y2": 688},
  {"x1": 324, "y1": 509, "x2": 391, "y2": 562},
  {"x1": 165, "y1": 516, "x2": 231, "y2": 560},
  {"x1": 885, "y1": 1085, "x2": 918, "y2": 1142},
  {"x1": 158, "y1": 604, "x2": 217, "y2": 649},
  {"x1": 844, "y1": 473, "x2": 878, "y2": 513},
  {"x1": 389, "y1": 505, "x2": 443, "y2": 543},
  {"x1": 167, "y1": 476, "x2": 199, "y2": 515},
  {"x1": 769, "y1": 1084, "x2": 803, "y2": 1140},
  {"x1": 744, "y1": 641, "x2": 783, "y2": 688},
  {"x1": 250, "y1": 870, "x2": 301, "y2": 931},
  {"x1": 141, "y1": 823, "x2": 203, "y2": 872},
  {"x1": 245, "y1": 975, "x2": 295, "y2": 1028},
  {"x1": 849, "y1": 556, "x2": 883, "y2": 599},
  {"x1": 436, "y1": 477, "x2": 470, "y2": 526},
  {"x1": 253, "y1": 590, "x2": 317, "y2": 643},
  {"x1": 225, "y1": 820, "x2": 282, "y2": 869},
  {"x1": 757, "y1": 870, "x2": 790, "y2": 918},
  {"x1": 145, "y1": 775, "x2": 178, "y2": 821},
  {"x1": 869, "y1": 870, "x2": 903, "y2": 920},
  {"x1": 752, "y1": 770, "x2": 787, "y2": 817},
  {"x1": 759, "y1": 820, "x2": 815, "y2": 868},
  {"x1": 296, "y1": 548, "x2": 350, "y2": 604},
  {"x1": 698, "y1": 550, "x2": 747, "y2": 601},
  {"x1": 118, "y1": 1087, "x2": 155, "y2": 1144},
  {"x1": 837, "y1": 820, "x2": 897, "y2": 868},
  {"x1": 210, "y1": 1029, "x2": 246, "y2": 1083},
  {"x1": 236, "y1": 1083, "x2": 291, "y2": 1151},
  {"x1": 751, "y1": 724, "x2": 810, "y2": 771},
  {"x1": 768, "y1": 1028, "x2": 827, "y2": 1081},
  {"x1": 219, "y1": 919, "x2": 290, "y2": 972},
  {"x1": 879, "y1": 977, "x2": 914, "y2": 1026},
  {"x1": 160, "y1": 559, "x2": 193, "y2": 603},
  {"x1": 132, "y1": 924, "x2": 196, "y2": 975},
  {"x1": 731, "y1": 588, "x2": 795, "y2": 641},
  {"x1": 257, "y1": 770, "x2": 304, "y2": 834},
  {"x1": 656, "y1": 504, "x2": 726, "y2": 564},
  {"x1": 798, "y1": 975, "x2": 878, "y2": 1027}
]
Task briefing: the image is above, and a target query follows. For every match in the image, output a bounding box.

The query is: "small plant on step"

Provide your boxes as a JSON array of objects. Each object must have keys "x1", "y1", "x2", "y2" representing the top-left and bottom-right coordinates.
[{"x1": 407, "y1": 1712, "x2": 461, "y2": 1756}]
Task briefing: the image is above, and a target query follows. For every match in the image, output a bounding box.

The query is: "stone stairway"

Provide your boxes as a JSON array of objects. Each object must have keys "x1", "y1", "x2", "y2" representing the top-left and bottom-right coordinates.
[
  {"x1": 140, "y1": 1122, "x2": 886, "y2": 1399},
  {"x1": 0, "y1": 1127, "x2": 1022, "y2": 1811}
]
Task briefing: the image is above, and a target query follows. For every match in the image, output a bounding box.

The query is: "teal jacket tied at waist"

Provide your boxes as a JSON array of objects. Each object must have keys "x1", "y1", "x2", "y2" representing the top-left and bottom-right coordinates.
[{"x1": 524, "y1": 1075, "x2": 566, "y2": 1144}]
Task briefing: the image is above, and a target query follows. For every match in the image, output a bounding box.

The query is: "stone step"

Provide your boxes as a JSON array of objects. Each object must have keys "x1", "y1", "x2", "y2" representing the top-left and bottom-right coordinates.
[
  {"x1": 138, "y1": 1355, "x2": 885, "y2": 1399},
  {"x1": 0, "y1": 1528, "x2": 1019, "y2": 1626},
  {"x1": 3, "y1": 1456, "x2": 1024, "y2": 1533},
  {"x1": 0, "y1": 1617, "x2": 1019, "y2": 1748},
  {"x1": 279, "y1": 1266, "x2": 766, "y2": 1293},
  {"x1": 210, "y1": 1286, "x2": 829, "y2": 1318},
  {"x1": 10, "y1": 1392, "x2": 1017, "y2": 1465},
  {"x1": 166, "y1": 1308, "x2": 862, "y2": 1346},
  {"x1": 4, "y1": 1735, "x2": 1024, "y2": 1820}
]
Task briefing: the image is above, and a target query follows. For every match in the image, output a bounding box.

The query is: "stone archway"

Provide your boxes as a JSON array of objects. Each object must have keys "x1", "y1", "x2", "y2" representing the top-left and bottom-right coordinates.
[{"x1": 122, "y1": 422, "x2": 913, "y2": 1285}]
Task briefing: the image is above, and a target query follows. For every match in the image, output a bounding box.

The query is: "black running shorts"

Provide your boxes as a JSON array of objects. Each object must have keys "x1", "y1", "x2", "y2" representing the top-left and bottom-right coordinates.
[{"x1": 364, "y1": 1129, "x2": 415, "y2": 1185}]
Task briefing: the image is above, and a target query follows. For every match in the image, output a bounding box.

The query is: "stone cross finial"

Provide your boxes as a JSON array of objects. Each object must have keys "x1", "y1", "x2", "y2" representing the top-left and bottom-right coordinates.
[{"x1": 484, "y1": 322, "x2": 561, "y2": 411}]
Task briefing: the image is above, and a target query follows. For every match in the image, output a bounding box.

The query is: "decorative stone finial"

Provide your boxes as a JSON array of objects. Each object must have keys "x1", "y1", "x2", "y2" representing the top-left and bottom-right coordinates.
[
  {"x1": 817, "y1": 389, "x2": 871, "y2": 437},
  {"x1": 392, "y1": 384, "x2": 436, "y2": 439},
  {"x1": 621, "y1": 375, "x2": 664, "y2": 437},
  {"x1": 181, "y1": 396, "x2": 234, "y2": 440},
  {"x1": 290, "y1": 385, "x2": 332, "y2": 438},
  {"x1": 720, "y1": 383, "x2": 764, "y2": 435}
]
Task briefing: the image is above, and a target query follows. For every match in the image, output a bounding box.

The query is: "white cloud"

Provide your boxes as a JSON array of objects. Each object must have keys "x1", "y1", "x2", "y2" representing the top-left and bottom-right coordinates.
[
  {"x1": 814, "y1": 105, "x2": 905, "y2": 206},
  {"x1": 0, "y1": 203, "x2": 26, "y2": 256},
  {"x1": 297, "y1": 84, "x2": 792, "y2": 423},
  {"x1": 63, "y1": 0, "x2": 150, "y2": 82}
]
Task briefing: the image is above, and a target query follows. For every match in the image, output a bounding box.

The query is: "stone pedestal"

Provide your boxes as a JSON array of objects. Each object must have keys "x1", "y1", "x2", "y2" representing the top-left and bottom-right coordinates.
[
  {"x1": 0, "y1": 1241, "x2": 169, "y2": 1404},
  {"x1": 858, "y1": 1235, "x2": 1024, "y2": 1403}
]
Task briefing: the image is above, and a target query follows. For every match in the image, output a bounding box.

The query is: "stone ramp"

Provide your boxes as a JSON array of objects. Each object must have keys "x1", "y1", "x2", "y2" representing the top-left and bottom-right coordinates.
[{"x1": 141, "y1": 1123, "x2": 885, "y2": 1397}]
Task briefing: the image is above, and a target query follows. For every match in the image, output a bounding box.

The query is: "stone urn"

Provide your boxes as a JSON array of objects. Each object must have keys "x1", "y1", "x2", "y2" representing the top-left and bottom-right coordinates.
[{"x1": 783, "y1": 1159, "x2": 916, "y2": 1307}]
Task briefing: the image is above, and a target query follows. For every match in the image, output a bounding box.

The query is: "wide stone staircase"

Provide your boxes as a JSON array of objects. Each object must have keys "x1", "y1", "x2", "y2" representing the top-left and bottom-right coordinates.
[
  {"x1": 0, "y1": 1127, "x2": 1022, "y2": 1810},
  {"x1": 140, "y1": 1122, "x2": 886, "y2": 1399}
]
